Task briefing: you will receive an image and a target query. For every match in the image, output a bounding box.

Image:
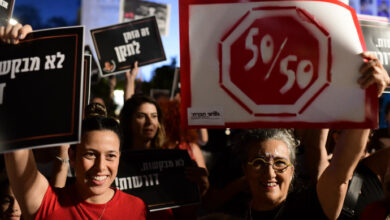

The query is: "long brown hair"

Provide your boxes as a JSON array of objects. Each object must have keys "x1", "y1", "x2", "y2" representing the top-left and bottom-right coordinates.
[{"x1": 119, "y1": 94, "x2": 165, "y2": 149}]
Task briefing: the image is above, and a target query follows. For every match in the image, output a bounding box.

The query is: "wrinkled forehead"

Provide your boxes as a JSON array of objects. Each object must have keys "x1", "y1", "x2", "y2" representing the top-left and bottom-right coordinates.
[{"x1": 248, "y1": 139, "x2": 290, "y2": 159}]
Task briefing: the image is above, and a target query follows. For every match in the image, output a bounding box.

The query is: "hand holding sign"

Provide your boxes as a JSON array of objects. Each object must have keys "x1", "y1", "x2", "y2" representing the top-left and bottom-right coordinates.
[
  {"x1": 125, "y1": 61, "x2": 139, "y2": 80},
  {"x1": 0, "y1": 23, "x2": 32, "y2": 44},
  {"x1": 91, "y1": 17, "x2": 166, "y2": 77},
  {"x1": 182, "y1": 0, "x2": 381, "y2": 128},
  {"x1": 359, "y1": 52, "x2": 390, "y2": 97},
  {"x1": 124, "y1": 61, "x2": 139, "y2": 101},
  {"x1": 359, "y1": 20, "x2": 390, "y2": 93},
  {"x1": 0, "y1": 24, "x2": 84, "y2": 151},
  {"x1": 0, "y1": 23, "x2": 32, "y2": 106}
]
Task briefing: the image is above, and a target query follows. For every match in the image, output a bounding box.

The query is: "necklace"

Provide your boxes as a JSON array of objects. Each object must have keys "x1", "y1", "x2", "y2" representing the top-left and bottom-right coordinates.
[
  {"x1": 98, "y1": 202, "x2": 108, "y2": 220},
  {"x1": 97, "y1": 188, "x2": 116, "y2": 219}
]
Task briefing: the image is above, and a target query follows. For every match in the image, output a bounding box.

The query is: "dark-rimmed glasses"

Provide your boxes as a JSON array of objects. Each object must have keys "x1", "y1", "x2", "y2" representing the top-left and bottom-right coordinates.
[{"x1": 247, "y1": 157, "x2": 292, "y2": 173}]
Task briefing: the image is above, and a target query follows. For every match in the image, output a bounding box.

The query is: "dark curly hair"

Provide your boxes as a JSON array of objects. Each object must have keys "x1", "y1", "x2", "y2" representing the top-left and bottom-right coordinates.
[
  {"x1": 72, "y1": 103, "x2": 120, "y2": 151},
  {"x1": 84, "y1": 102, "x2": 107, "y2": 118}
]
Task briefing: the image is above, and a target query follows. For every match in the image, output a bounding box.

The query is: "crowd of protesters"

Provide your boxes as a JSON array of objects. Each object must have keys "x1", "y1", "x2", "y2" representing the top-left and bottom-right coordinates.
[{"x1": 1, "y1": 17, "x2": 390, "y2": 220}]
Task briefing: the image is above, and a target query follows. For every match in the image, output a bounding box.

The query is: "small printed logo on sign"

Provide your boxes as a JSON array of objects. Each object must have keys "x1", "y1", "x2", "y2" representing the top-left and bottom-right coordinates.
[{"x1": 188, "y1": 107, "x2": 224, "y2": 126}]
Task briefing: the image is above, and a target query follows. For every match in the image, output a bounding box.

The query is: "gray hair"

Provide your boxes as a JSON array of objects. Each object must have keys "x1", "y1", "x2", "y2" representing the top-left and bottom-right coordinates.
[{"x1": 233, "y1": 129, "x2": 298, "y2": 166}]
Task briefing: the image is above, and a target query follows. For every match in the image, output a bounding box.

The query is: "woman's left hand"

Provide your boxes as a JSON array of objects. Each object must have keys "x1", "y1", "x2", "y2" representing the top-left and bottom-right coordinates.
[
  {"x1": 358, "y1": 52, "x2": 390, "y2": 97},
  {"x1": 184, "y1": 166, "x2": 210, "y2": 196}
]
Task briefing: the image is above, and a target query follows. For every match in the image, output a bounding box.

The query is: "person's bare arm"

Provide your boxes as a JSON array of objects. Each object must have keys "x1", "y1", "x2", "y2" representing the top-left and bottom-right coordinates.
[
  {"x1": 317, "y1": 129, "x2": 369, "y2": 220},
  {"x1": 1, "y1": 23, "x2": 48, "y2": 219},
  {"x1": 5, "y1": 149, "x2": 49, "y2": 220},
  {"x1": 124, "y1": 61, "x2": 139, "y2": 101},
  {"x1": 189, "y1": 142, "x2": 206, "y2": 168},
  {"x1": 359, "y1": 51, "x2": 390, "y2": 183},
  {"x1": 50, "y1": 145, "x2": 70, "y2": 188},
  {"x1": 197, "y1": 129, "x2": 208, "y2": 146},
  {"x1": 317, "y1": 52, "x2": 390, "y2": 220}
]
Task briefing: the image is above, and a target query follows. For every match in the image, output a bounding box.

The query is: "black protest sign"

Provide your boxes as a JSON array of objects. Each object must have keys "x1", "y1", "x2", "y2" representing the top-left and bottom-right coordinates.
[
  {"x1": 83, "y1": 54, "x2": 91, "y2": 116},
  {"x1": 0, "y1": 26, "x2": 84, "y2": 151},
  {"x1": 84, "y1": 45, "x2": 101, "y2": 82},
  {"x1": 90, "y1": 17, "x2": 166, "y2": 77},
  {"x1": 115, "y1": 149, "x2": 200, "y2": 211},
  {"x1": 0, "y1": 0, "x2": 13, "y2": 26},
  {"x1": 360, "y1": 20, "x2": 390, "y2": 92}
]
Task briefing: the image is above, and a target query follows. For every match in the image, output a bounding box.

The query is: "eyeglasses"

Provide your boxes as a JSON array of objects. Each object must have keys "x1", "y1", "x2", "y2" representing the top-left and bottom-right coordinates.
[{"x1": 247, "y1": 157, "x2": 292, "y2": 173}]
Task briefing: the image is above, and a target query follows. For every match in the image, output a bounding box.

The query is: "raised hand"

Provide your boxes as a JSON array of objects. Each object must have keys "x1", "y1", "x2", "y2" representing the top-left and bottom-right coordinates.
[
  {"x1": 0, "y1": 23, "x2": 32, "y2": 44},
  {"x1": 358, "y1": 52, "x2": 390, "y2": 97}
]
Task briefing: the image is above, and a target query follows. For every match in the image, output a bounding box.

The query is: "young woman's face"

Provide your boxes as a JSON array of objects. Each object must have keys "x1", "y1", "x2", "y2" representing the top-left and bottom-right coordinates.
[
  {"x1": 0, "y1": 186, "x2": 21, "y2": 220},
  {"x1": 244, "y1": 139, "x2": 294, "y2": 210},
  {"x1": 72, "y1": 130, "x2": 120, "y2": 201},
  {"x1": 131, "y1": 102, "x2": 159, "y2": 145}
]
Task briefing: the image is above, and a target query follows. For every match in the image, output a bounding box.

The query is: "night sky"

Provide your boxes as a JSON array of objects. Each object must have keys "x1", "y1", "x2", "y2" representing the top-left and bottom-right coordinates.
[{"x1": 14, "y1": 0, "x2": 80, "y2": 25}]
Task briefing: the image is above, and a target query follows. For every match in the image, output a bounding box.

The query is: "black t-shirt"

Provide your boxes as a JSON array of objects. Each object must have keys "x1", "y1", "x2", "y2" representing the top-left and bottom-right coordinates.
[
  {"x1": 248, "y1": 186, "x2": 328, "y2": 220},
  {"x1": 338, "y1": 162, "x2": 384, "y2": 220}
]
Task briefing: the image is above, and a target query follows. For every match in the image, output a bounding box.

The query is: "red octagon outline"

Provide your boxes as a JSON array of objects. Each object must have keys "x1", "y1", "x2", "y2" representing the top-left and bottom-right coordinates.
[{"x1": 219, "y1": 6, "x2": 332, "y2": 117}]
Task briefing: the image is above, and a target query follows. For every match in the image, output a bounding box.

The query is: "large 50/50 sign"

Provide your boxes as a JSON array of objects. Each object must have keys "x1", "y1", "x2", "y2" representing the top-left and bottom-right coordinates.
[
  {"x1": 180, "y1": 0, "x2": 377, "y2": 128},
  {"x1": 220, "y1": 6, "x2": 331, "y2": 116}
]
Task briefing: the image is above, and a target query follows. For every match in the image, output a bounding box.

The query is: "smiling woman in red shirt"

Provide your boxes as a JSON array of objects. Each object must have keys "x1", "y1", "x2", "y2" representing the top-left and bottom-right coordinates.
[
  {"x1": 0, "y1": 23, "x2": 149, "y2": 220},
  {"x1": 4, "y1": 115, "x2": 149, "y2": 220}
]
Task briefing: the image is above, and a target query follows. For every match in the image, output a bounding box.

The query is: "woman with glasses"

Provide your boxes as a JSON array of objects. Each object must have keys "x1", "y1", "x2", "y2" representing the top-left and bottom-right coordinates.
[
  {"x1": 230, "y1": 51, "x2": 390, "y2": 220},
  {"x1": 234, "y1": 128, "x2": 370, "y2": 219}
]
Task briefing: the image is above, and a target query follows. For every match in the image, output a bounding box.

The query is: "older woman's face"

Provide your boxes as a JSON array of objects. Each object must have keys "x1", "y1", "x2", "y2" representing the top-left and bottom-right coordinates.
[{"x1": 244, "y1": 139, "x2": 294, "y2": 209}]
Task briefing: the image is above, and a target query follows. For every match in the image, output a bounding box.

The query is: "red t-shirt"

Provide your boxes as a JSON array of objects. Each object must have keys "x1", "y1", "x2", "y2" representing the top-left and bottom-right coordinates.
[{"x1": 35, "y1": 184, "x2": 148, "y2": 220}]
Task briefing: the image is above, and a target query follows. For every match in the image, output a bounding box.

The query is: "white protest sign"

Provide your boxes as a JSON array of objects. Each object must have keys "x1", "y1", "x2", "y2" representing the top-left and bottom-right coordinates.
[{"x1": 180, "y1": 0, "x2": 377, "y2": 128}]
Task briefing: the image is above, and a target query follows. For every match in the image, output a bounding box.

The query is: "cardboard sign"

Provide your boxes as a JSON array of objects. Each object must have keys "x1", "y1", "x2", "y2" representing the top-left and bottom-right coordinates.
[
  {"x1": 0, "y1": 0, "x2": 13, "y2": 26},
  {"x1": 180, "y1": 0, "x2": 377, "y2": 128},
  {"x1": 119, "y1": 0, "x2": 171, "y2": 36},
  {"x1": 115, "y1": 149, "x2": 200, "y2": 211},
  {"x1": 84, "y1": 45, "x2": 102, "y2": 81},
  {"x1": 359, "y1": 20, "x2": 390, "y2": 92},
  {"x1": 83, "y1": 54, "x2": 91, "y2": 117},
  {"x1": 0, "y1": 26, "x2": 84, "y2": 151},
  {"x1": 90, "y1": 17, "x2": 166, "y2": 77}
]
